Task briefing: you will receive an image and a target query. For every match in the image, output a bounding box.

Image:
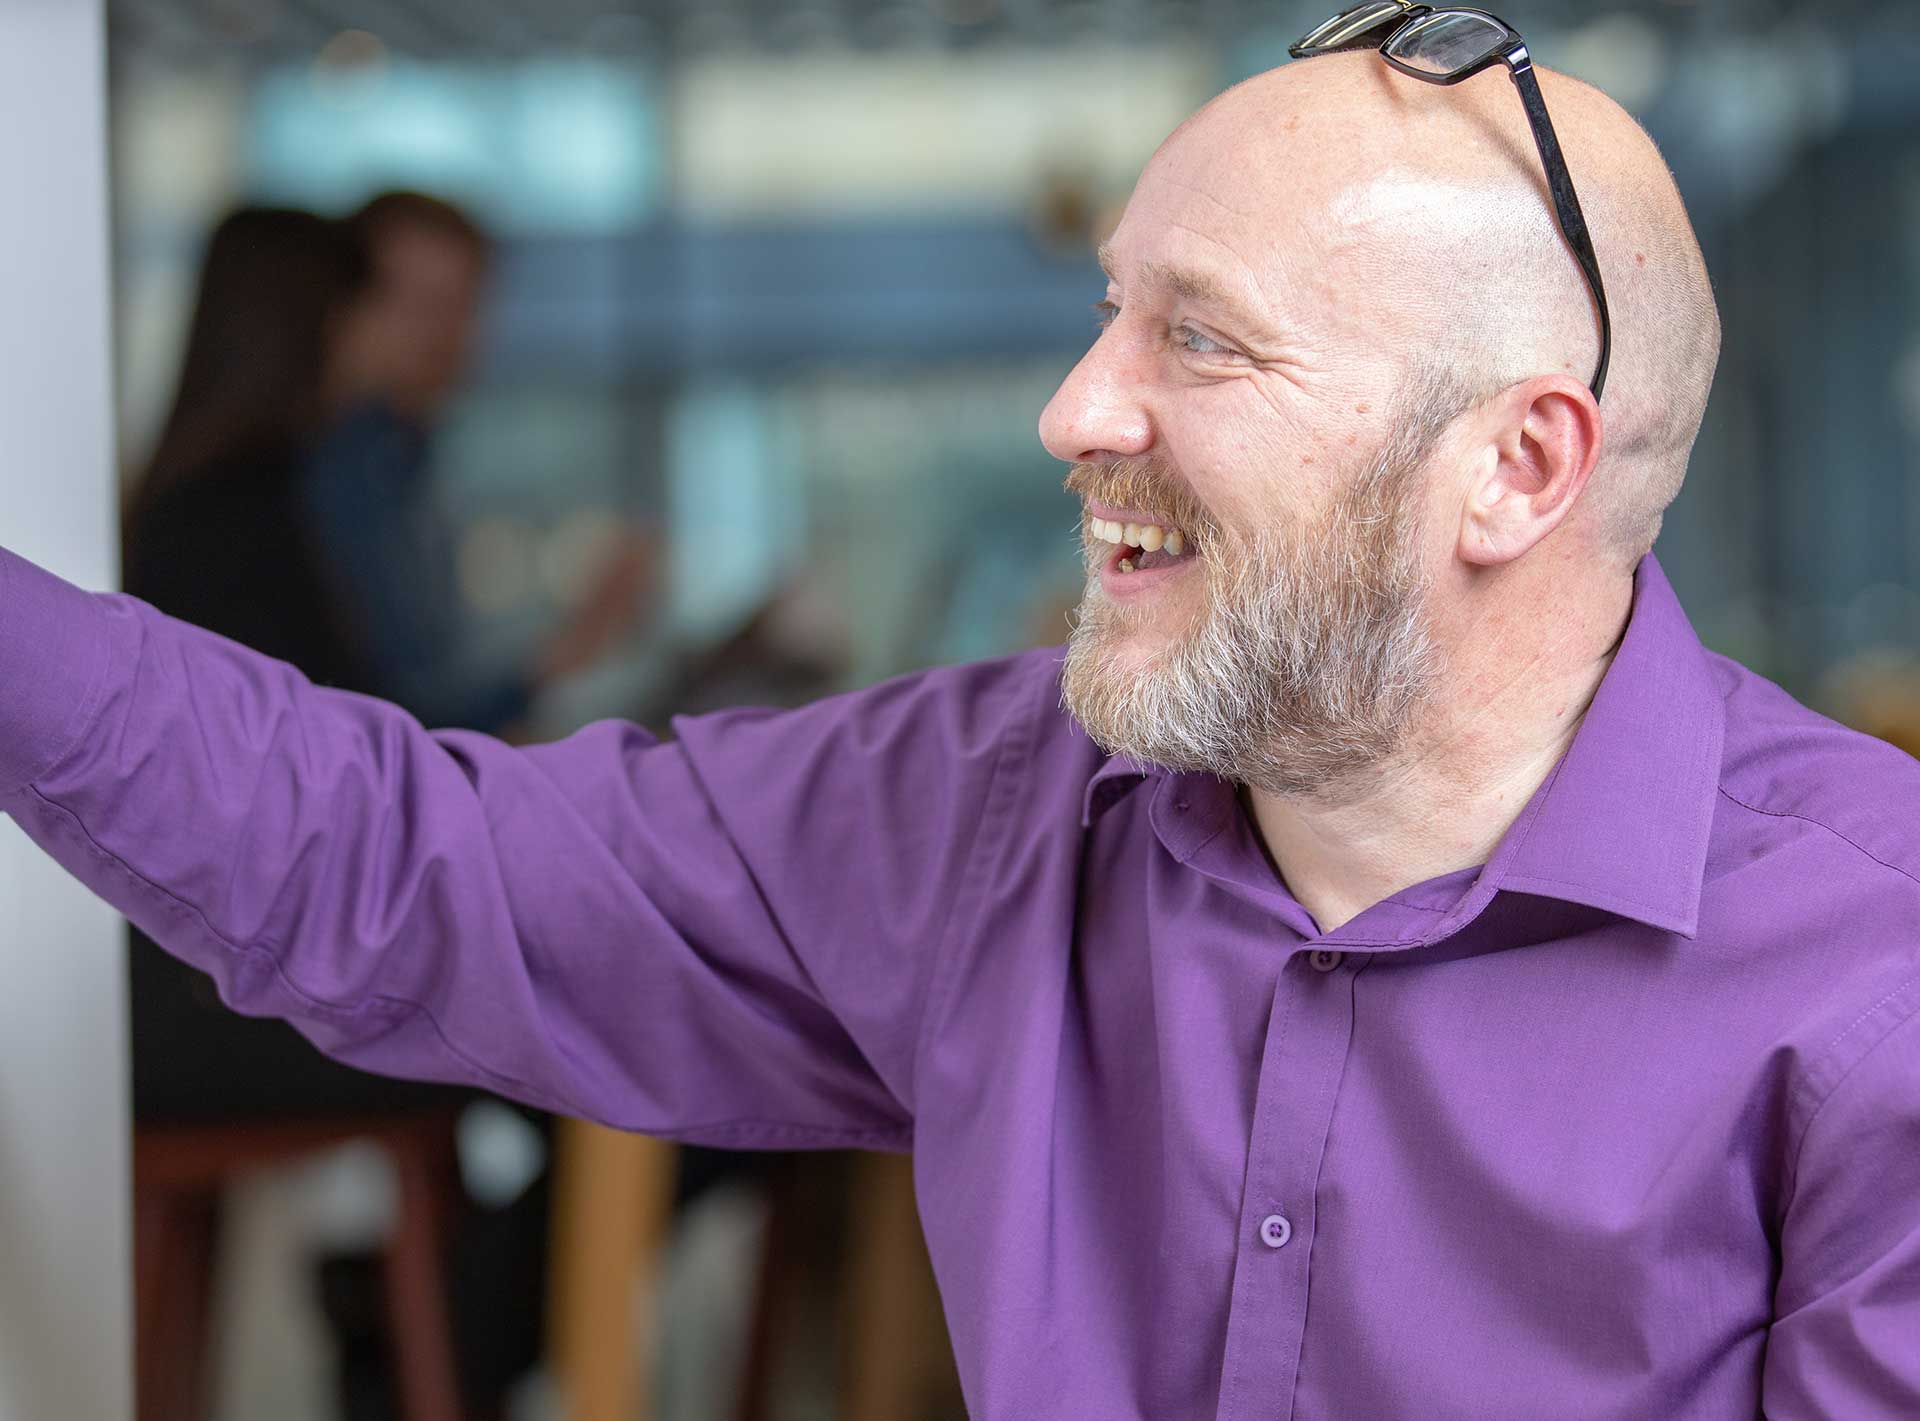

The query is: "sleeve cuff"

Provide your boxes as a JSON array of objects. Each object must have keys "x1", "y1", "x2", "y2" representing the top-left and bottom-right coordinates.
[{"x1": 0, "y1": 545, "x2": 124, "y2": 796}]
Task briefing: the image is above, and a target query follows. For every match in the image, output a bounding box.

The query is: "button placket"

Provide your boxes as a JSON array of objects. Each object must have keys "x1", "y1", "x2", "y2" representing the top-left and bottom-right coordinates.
[{"x1": 1217, "y1": 957, "x2": 1359, "y2": 1419}]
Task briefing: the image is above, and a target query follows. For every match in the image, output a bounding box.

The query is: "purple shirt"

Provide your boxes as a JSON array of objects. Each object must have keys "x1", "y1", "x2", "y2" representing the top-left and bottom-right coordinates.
[{"x1": 3, "y1": 545, "x2": 1918, "y2": 1419}]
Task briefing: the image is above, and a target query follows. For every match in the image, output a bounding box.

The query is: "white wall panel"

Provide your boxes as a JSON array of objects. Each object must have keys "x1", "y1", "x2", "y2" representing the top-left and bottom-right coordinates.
[{"x1": 0, "y1": 2, "x2": 129, "y2": 1417}]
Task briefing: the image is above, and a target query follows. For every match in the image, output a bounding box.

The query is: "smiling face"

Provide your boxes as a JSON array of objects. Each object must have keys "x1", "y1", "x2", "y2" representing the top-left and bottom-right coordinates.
[
  {"x1": 1044, "y1": 80, "x2": 1470, "y2": 792},
  {"x1": 1046, "y1": 54, "x2": 1723, "y2": 795}
]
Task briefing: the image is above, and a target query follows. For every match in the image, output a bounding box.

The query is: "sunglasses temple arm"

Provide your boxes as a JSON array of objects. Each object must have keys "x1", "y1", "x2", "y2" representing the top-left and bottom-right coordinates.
[{"x1": 1509, "y1": 58, "x2": 1612, "y2": 400}]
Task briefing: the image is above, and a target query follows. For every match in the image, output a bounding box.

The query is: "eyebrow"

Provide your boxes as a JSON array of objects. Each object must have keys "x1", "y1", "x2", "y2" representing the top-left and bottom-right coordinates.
[{"x1": 1096, "y1": 242, "x2": 1267, "y2": 333}]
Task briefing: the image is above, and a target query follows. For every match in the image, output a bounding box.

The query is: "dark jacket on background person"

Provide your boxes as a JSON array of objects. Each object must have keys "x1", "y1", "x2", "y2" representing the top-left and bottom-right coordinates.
[{"x1": 121, "y1": 440, "x2": 458, "y2": 1122}]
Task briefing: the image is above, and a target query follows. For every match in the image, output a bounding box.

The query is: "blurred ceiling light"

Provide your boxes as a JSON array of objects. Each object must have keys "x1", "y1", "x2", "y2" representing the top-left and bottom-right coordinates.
[
  {"x1": 484, "y1": 14, "x2": 537, "y2": 54},
  {"x1": 678, "y1": 6, "x2": 753, "y2": 55},
  {"x1": 862, "y1": 3, "x2": 943, "y2": 49},
  {"x1": 204, "y1": 0, "x2": 277, "y2": 45},
  {"x1": 1030, "y1": 164, "x2": 1100, "y2": 254},
  {"x1": 584, "y1": 13, "x2": 653, "y2": 53},
  {"x1": 767, "y1": 4, "x2": 846, "y2": 52},
  {"x1": 1894, "y1": 341, "x2": 1920, "y2": 438},
  {"x1": 312, "y1": 28, "x2": 390, "y2": 99},
  {"x1": 940, "y1": 0, "x2": 1001, "y2": 27}
]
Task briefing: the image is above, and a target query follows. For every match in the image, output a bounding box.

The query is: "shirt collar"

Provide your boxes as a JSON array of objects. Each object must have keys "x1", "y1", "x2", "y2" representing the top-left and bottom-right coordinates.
[
  {"x1": 1081, "y1": 755, "x2": 1154, "y2": 827},
  {"x1": 1077, "y1": 554, "x2": 1725, "y2": 940},
  {"x1": 1476, "y1": 553, "x2": 1724, "y2": 938}
]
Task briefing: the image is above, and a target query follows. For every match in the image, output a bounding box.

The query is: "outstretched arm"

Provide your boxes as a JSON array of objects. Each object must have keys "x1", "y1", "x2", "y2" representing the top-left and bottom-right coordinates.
[{"x1": 1, "y1": 546, "x2": 1033, "y2": 1149}]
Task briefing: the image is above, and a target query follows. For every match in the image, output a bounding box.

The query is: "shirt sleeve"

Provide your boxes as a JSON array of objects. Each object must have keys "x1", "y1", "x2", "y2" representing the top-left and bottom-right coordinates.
[
  {"x1": 0, "y1": 546, "x2": 1036, "y2": 1149},
  {"x1": 1761, "y1": 989, "x2": 1920, "y2": 1418}
]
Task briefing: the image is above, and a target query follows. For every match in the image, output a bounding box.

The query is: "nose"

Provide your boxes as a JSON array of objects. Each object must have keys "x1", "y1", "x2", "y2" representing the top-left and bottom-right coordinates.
[{"x1": 1038, "y1": 331, "x2": 1154, "y2": 466}]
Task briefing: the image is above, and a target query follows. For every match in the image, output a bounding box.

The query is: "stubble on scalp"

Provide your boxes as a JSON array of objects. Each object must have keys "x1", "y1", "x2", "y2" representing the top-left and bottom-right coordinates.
[{"x1": 1061, "y1": 383, "x2": 1467, "y2": 796}]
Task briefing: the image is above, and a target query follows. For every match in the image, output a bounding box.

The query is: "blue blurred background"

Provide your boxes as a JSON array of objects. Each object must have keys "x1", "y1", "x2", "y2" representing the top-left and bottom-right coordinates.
[{"x1": 108, "y1": 0, "x2": 1920, "y2": 728}]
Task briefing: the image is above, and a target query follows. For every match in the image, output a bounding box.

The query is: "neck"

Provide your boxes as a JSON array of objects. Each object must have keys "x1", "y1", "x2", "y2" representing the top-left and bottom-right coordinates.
[{"x1": 1245, "y1": 573, "x2": 1633, "y2": 933}]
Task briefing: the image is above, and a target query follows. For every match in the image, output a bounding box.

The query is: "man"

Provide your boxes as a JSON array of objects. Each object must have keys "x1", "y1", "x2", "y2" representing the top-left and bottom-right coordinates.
[
  {"x1": 344, "y1": 191, "x2": 489, "y2": 427},
  {"x1": 3, "y1": 43, "x2": 1916, "y2": 1421},
  {"x1": 310, "y1": 189, "x2": 646, "y2": 732}
]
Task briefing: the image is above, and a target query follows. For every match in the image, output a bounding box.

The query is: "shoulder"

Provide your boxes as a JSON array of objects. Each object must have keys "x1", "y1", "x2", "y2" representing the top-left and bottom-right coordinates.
[
  {"x1": 648, "y1": 649, "x2": 1100, "y2": 960},
  {"x1": 1703, "y1": 650, "x2": 1920, "y2": 1118},
  {"x1": 670, "y1": 645, "x2": 1092, "y2": 794},
  {"x1": 1708, "y1": 649, "x2": 1920, "y2": 890}
]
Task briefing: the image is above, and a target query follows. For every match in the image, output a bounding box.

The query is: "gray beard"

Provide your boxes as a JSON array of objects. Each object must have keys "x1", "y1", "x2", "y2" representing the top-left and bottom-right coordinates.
[{"x1": 1062, "y1": 449, "x2": 1441, "y2": 798}]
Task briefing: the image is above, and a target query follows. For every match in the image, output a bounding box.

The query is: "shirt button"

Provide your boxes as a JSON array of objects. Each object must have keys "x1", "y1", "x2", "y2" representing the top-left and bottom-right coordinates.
[
  {"x1": 1310, "y1": 950, "x2": 1343, "y2": 972},
  {"x1": 1259, "y1": 1214, "x2": 1292, "y2": 1249}
]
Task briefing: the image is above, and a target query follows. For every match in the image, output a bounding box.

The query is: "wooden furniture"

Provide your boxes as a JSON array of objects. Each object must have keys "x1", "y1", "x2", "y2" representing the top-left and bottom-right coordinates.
[
  {"x1": 133, "y1": 1111, "x2": 466, "y2": 1421},
  {"x1": 546, "y1": 1118, "x2": 678, "y2": 1421},
  {"x1": 840, "y1": 1151, "x2": 956, "y2": 1421},
  {"x1": 546, "y1": 1123, "x2": 952, "y2": 1421}
]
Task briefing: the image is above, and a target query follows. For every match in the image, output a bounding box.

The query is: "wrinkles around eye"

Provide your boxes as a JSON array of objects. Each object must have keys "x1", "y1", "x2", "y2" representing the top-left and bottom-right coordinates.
[{"x1": 1092, "y1": 299, "x2": 1255, "y2": 370}]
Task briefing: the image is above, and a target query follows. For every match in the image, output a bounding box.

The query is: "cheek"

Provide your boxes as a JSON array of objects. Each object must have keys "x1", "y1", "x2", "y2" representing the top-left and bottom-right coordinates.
[{"x1": 1180, "y1": 397, "x2": 1334, "y2": 527}]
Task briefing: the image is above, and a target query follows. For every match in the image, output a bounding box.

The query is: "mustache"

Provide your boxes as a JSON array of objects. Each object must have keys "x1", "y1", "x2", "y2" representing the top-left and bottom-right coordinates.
[{"x1": 1062, "y1": 457, "x2": 1219, "y2": 545}]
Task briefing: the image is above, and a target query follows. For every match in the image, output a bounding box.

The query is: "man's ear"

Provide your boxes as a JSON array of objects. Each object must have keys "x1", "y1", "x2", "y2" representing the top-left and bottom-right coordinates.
[{"x1": 1456, "y1": 376, "x2": 1604, "y2": 567}]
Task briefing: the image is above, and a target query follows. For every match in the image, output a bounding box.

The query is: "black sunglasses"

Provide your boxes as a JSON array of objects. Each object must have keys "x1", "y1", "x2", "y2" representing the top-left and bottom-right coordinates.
[{"x1": 1290, "y1": 3, "x2": 1611, "y2": 401}]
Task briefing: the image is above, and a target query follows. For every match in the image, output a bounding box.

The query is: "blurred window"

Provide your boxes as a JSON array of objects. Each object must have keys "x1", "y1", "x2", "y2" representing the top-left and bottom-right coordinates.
[{"x1": 247, "y1": 59, "x2": 664, "y2": 236}]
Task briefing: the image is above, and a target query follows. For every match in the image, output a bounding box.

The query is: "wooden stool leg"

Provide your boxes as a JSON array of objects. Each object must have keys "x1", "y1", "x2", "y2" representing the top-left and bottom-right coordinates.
[
  {"x1": 384, "y1": 1128, "x2": 464, "y2": 1421},
  {"x1": 134, "y1": 1185, "x2": 174, "y2": 1421},
  {"x1": 134, "y1": 1185, "x2": 220, "y2": 1421},
  {"x1": 841, "y1": 1152, "x2": 944, "y2": 1421},
  {"x1": 547, "y1": 1119, "x2": 677, "y2": 1421},
  {"x1": 734, "y1": 1155, "x2": 801, "y2": 1421}
]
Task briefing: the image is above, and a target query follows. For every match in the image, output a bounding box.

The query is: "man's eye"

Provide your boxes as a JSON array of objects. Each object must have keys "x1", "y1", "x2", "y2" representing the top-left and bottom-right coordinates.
[
  {"x1": 1177, "y1": 324, "x2": 1229, "y2": 356},
  {"x1": 1093, "y1": 300, "x2": 1120, "y2": 330}
]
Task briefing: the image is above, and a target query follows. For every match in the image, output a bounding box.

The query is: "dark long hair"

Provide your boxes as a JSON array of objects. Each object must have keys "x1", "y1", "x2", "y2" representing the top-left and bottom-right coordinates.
[{"x1": 128, "y1": 207, "x2": 372, "y2": 530}]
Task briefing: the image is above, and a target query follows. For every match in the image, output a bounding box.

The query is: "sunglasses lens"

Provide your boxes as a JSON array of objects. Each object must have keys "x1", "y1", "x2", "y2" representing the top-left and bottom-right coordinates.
[
  {"x1": 1295, "y1": 1, "x2": 1410, "y2": 55},
  {"x1": 1384, "y1": 11, "x2": 1512, "y2": 74}
]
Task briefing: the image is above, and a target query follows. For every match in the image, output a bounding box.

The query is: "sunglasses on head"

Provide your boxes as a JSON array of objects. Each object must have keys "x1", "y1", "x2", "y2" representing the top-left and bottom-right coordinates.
[{"x1": 1291, "y1": 3, "x2": 1612, "y2": 401}]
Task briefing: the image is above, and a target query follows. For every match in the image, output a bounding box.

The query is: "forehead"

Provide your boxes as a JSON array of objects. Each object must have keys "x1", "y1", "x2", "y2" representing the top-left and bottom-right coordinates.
[{"x1": 1106, "y1": 115, "x2": 1387, "y2": 343}]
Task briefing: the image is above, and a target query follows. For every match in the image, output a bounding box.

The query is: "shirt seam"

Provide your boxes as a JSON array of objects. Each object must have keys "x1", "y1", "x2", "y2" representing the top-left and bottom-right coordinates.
[
  {"x1": 1490, "y1": 868, "x2": 1683, "y2": 922},
  {"x1": 30, "y1": 776, "x2": 918, "y2": 1152},
  {"x1": 1, "y1": 565, "x2": 120, "y2": 798},
  {"x1": 1285, "y1": 961, "x2": 1366, "y2": 1421},
  {"x1": 1715, "y1": 785, "x2": 1920, "y2": 893},
  {"x1": 913, "y1": 658, "x2": 1036, "y2": 1106},
  {"x1": 22, "y1": 779, "x2": 578, "y2": 1115},
  {"x1": 1170, "y1": 805, "x2": 1233, "y2": 865},
  {"x1": 637, "y1": 733, "x2": 919, "y2": 1132},
  {"x1": 1227, "y1": 967, "x2": 1304, "y2": 1421},
  {"x1": 1777, "y1": 982, "x2": 1920, "y2": 1223}
]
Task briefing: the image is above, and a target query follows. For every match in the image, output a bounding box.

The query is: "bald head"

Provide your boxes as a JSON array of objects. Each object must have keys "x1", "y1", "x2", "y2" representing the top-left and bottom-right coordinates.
[
  {"x1": 1047, "y1": 51, "x2": 1717, "y2": 796},
  {"x1": 1158, "y1": 53, "x2": 1719, "y2": 562}
]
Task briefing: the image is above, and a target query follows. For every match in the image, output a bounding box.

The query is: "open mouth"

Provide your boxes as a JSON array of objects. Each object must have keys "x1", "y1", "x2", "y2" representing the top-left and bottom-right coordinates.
[{"x1": 1087, "y1": 513, "x2": 1197, "y2": 576}]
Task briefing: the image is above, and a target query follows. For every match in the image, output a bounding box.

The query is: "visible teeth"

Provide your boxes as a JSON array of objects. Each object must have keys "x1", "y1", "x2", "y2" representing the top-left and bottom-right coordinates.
[
  {"x1": 1117, "y1": 558, "x2": 1136, "y2": 573},
  {"x1": 1089, "y1": 512, "x2": 1189, "y2": 555}
]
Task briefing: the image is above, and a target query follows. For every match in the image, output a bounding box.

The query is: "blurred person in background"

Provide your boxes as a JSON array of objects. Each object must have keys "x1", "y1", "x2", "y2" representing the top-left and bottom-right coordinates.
[
  {"x1": 122, "y1": 208, "x2": 377, "y2": 691},
  {"x1": 307, "y1": 189, "x2": 648, "y2": 736},
  {"x1": 119, "y1": 204, "x2": 621, "y2": 1421}
]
